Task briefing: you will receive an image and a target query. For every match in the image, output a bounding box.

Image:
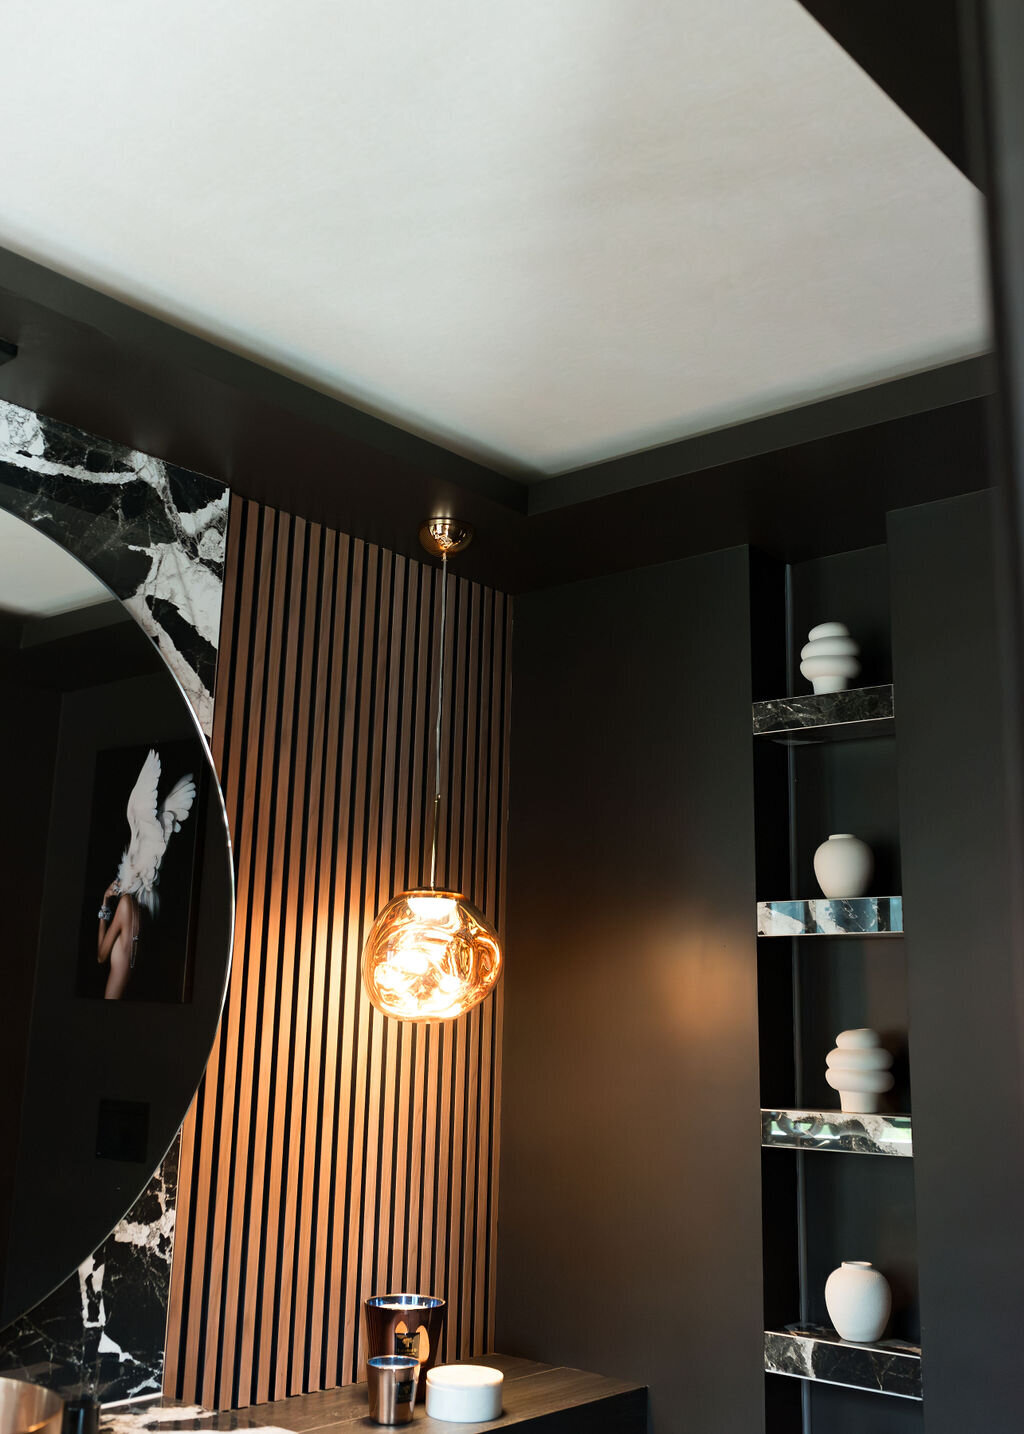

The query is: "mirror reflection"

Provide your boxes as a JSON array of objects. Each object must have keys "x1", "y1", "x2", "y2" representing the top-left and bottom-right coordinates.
[{"x1": 0, "y1": 508, "x2": 233, "y2": 1327}]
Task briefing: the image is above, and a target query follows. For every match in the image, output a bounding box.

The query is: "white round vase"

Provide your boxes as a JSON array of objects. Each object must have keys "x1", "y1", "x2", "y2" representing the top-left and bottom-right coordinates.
[
  {"x1": 825, "y1": 1261, "x2": 892, "y2": 1343},
  {"x1": 813, "y1": 833, "x2": 874, "y2": 898}
]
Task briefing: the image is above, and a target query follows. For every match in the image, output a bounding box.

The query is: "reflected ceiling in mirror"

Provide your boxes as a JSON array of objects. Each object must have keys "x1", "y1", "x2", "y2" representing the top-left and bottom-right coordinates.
[{"x1": 0, "y1": 507, "x2": 110, "y2": 617}]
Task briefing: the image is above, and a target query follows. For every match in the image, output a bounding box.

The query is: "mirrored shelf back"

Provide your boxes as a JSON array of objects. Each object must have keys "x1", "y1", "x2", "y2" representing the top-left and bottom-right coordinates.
[
  {"x1": 764, "y1": 1326, "x2": 922, "y2": 1401},
  {"x1": 752, "y1": 684, "x2": 895, "y2": 744},
  {"x1": 757, "y1": 896, "x2": 903, "y2": 937},
  {"x1": 761, "y1": 1109, "x2": 912, "y2": 1157}
]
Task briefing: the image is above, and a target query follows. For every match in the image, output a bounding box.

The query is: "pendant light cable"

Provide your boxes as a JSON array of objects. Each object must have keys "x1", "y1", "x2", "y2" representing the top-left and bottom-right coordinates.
[
  {"x1": 361, "y1": 517, "x2": 503, "y2": 1022},
  {"x1": 429, "y1": 551, "x2": 448, "y2": 890}
]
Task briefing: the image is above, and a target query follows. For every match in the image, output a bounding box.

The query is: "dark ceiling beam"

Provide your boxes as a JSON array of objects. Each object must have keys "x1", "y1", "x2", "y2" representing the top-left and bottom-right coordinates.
[
  {"x1": 798, "y1": 0, "x2": 974, "y2": 181},
  {"x1": 529, "y1": 355, "x2": 994, "y2": 516}
]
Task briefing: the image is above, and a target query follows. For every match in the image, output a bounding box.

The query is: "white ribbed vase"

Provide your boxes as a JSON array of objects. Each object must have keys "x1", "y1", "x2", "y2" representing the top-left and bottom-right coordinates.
[
  {"x1": 825, "y1": 1028, "x2": 894, "y2": 1113},
  {"x1": 825, "y1": 1261, "x2": 892, "y2": 1343},
  {"x1": 799, "y1": 621, "x2": 861, "y2": 694}
]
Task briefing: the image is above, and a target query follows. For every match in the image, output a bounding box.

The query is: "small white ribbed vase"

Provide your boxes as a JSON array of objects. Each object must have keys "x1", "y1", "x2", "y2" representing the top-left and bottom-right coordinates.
[
  {"x1": 799, "y1": 621, "x2": 861, "y2": 694},
  {"x1": 813, "y1": 833, "x2": 874, "y2": 899},
  {"x1": 825, "y1": 1028, "x2": 894, "y2": 1113},
  {"x1": 825, "y1": 1261, "x2": 892, "y2": 1343}
]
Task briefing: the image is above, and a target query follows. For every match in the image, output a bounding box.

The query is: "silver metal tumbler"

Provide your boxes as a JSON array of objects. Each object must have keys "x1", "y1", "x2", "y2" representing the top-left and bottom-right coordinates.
[
  {"x1": 364, "y1": 1293, "x2": 446, "y2": 1373},
  {"x1": 366, "y1": 1355, "x2": 420, "y2": 1425},
  {"x1": 0, "y1": 1378, "x2": 62, "y2": 1434}
]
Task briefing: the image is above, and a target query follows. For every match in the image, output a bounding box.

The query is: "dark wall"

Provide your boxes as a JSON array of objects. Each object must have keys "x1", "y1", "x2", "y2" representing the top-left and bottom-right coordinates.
[
  {"x1": 497, "y1": 548, "x2": 763, "y2": 1433},
  {"x1": 889, "y1": 490, "x2": 1024, "y2": 1433},
  {"x1": 0, "y1": 677, "x2": 59, "y2": 1294}
]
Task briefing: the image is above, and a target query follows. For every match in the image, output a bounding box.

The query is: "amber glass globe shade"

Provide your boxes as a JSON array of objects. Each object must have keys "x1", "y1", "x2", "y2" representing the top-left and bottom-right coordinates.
[{"x1": 362, "y1": 889, "x2": 502, "y2": 1021}]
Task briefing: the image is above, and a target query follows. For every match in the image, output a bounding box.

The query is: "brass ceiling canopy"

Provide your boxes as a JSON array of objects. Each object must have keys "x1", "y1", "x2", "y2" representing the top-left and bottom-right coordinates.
[{"x1": 418, "y1": 518, "x2": 473, "y2": 558}]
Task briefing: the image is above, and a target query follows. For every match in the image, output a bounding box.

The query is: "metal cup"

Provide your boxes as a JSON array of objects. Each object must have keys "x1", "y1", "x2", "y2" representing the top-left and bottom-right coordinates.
[
  {"x1": 366, "y1": 1356, "x2": 420, "y2": 1425},
  {"x1": 61, "y1": 1398, "x2": 99, "y2": 1434},
  {"x1": 0, "y1": 1377, "x2": 63, "y2": 1434},
  {"x1": 364, "y1": 1293, "x2": 446, "y2": 1373}
]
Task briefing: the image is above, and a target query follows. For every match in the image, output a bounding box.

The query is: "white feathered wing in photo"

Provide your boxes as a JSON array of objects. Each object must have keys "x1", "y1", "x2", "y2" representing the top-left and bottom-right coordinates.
[{"x1": 116, "y1": 748, "x2": 197, "y2": 915}]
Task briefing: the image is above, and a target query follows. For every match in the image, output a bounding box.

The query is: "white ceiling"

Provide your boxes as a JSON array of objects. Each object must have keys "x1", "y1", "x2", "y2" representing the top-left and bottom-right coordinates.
[
  {"x1": 0, "y1": 509, "x2": 109, "y2": 616},
  {"x1": 1, "y1": 0, "x2": 989, "y2": 477}
]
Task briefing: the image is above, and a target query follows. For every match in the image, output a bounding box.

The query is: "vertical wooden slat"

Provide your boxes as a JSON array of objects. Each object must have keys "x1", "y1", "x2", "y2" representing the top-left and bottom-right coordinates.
[
  {"x1": 254, "y1": 515, "x2": 307, "y2": 1404},
  {"x1": 165, "y1": 502, "x2": 511, "y2": 1409},
  {"x1": 444, "y1": 577, "x2": 471, "y2": 1357},
  {"x1": 292, "y1": 524, "x2": 336, "y2": 1396},
  {"x1": 333, "y1": 537, "x2": 371, "y2": 1387},
  {"x1": 375, "y1": 560, "x2": 406, "y2": 1297},
  {"x1": 354, "y1": 546, "x2": 395, "y2": 1375},
  {"x1": 322, "y1": 536, "x2": 364, "y2": 1386},
  {"x1": 309, "y1": 531, "x2": 351, "y2": 1389},
  {"x1": 234, "y1": 509, "x2": 293, "y2": 1409},
  {"x1": 272, "y1": 519, "x2": 321, "y2": 1400}
]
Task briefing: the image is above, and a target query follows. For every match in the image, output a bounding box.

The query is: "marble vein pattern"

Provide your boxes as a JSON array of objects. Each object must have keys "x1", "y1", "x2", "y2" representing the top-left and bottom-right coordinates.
[
  {"x1": 761, "y1": 1108, "x2": 913, "y2": 1157},
  {"x1": 0, "y1": 1147, "x2": 178, "y2": 1403},
  {"x1": 764, "y1": 1325, "x2": 922, "y2": 1400},
  {"x1": 0, "y1": 399, "x2": 227, "y2": 735},
  {"x1": 757, "y1": 896, "x2": 903, "y2": 937},
  {"x1": 100, "y1": 1405, "x2": 292, "y2": 1434},
  {"x1": 752, "y1": 684, "x2": 894, "y2": 741}
]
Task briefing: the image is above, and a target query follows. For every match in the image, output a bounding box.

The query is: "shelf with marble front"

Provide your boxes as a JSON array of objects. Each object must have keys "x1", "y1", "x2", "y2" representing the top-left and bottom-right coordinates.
[
  {"x1": 761, "y1": 1108, "x2": 912, "y2": 1157},
  {"x1": 764, "y1": 1325, "x2": 922, "y2": 1401},
  {"x1": 757, "y1": 896, "x2": 903, "y2": 937},
  {"x1": 752, "y1": 684, "x2": 894, "y2": 744}
]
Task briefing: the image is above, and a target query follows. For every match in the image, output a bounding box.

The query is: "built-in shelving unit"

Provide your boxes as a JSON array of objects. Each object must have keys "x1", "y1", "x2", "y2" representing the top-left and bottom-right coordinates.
[
  {"x1": 763, "y1": 1326, "x2": 922, "y2": 1401},
  {"x1": 752, "y1": 684, "x2": 894, "y2": 744},
  {"x1": 761, "y1": 1109, "x2": 912, "y2": 1157},
  {"x1": 753, "y1": 552, "x2": 923, "y2": 1428},
  {"x1": 757, "y1": 896, "x2": 903, "y2": 937}
]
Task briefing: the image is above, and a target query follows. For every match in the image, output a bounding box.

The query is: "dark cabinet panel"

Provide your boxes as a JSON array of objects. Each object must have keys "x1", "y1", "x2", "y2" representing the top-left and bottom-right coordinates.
[
  {"x1": 498, "y1": 547, "x2": 763, "y2": 1434},
  {"x1": 890, "y1": 489, "x2": 1024, "y2": 1433}
]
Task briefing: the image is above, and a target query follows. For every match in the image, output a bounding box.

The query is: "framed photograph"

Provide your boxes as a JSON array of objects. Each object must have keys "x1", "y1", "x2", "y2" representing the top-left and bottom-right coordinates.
[{"x1": 75, "y1": 738, "x2": 208, "y2": 1003}]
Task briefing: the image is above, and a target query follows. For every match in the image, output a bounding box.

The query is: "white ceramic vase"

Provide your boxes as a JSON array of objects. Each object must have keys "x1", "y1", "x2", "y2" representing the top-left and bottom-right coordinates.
[
  {"x1": 813, "y1": 833, "x2": 874, "y2": 898},
  {"x1": 799, "y1": 621, "x2": 861, "y2": 694},
  {"x1": 825, "y1": 1028, "x2": 894, "y2": 1113},
  {"x1": 825, "y1": 1261, "x2": 892, "y2": 1343}
]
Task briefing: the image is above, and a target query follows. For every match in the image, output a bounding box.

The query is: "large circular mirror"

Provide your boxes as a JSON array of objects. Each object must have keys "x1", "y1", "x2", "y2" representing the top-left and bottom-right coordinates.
[{"x1": 0, "y1": 505, "x2": 233, "y2": 1326}]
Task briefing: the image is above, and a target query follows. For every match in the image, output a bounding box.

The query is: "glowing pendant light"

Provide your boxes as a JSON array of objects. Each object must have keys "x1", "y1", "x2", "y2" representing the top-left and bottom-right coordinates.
[{"x1": 361, "y1": 519, "x2": 503, "y2": 1021}]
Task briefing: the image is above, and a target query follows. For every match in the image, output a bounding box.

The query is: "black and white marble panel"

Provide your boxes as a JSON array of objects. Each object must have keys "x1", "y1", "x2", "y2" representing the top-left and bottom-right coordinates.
[
  {"x1": 764, "y1": 1325, "x2": 922, "y2": 1400},
  {"x1": 761, "y1": 1108, "x2": 913, "y2": 1157},
  {"x1": 0, "y1": 399, "x2": 227, "y2": 735},
  {"x1": 757, "y1": 896, "x2": 903, "y2": 937},
  {"x1": 0, "y1": 1148, "x2": 178, "y2": 1403},
  {"x1": 0, "y1": 401, "x2": 229, "y2": 1402},
  {"x1": 752, "y1": 684, "x2": 894, "y2": 743}
]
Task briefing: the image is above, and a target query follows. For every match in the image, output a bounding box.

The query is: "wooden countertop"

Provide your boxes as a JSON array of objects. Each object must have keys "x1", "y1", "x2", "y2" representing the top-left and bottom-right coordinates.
[{"x1": 227, "y1": 1355, "x2": 646, "y2": 1433}]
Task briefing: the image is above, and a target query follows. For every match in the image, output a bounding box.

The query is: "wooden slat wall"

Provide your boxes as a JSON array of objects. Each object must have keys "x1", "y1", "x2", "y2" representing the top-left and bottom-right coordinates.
[{"x1": 165, "y1": 496, "x2": 511, "y2": 1410}]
